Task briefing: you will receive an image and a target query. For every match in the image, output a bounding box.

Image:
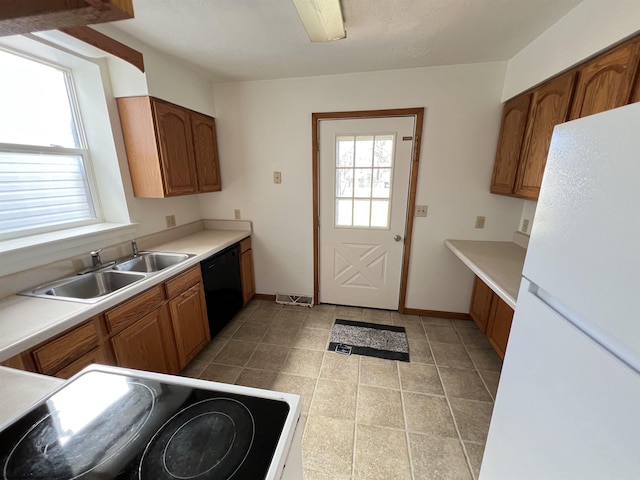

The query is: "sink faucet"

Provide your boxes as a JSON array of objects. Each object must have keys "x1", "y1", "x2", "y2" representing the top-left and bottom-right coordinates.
[
  {"x1": 131, "y1": 240, "x2": 139, "y2": 257},
  {"x1": 91, "y1": 249, "x2": 103, "y2": 268}
]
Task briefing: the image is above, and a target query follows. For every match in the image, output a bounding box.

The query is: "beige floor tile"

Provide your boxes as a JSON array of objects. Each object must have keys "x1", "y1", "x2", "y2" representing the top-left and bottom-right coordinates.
[
  {"x1": 303, "y1": 470, "x2": 350, "y2": 480},
  {"x1": 293, "y1": 327, "x2": 330, "y2": 350},
  {"x1": 354, "y1": 424, "x2": 411, "y2": 480},
  {"x1": 179, "y1": 359, "x2": 207, "y2": 378},
  {"x1": 245, "y1": 343, "x2": 291, "y2": 371},
  {"x1": 280, "y1": 348, "x2": 324, "y2": 377},
  {"x1": 391, "y1": 312, "x2": 423, "y2": 325},
  {"x1": 230, "y1": 321, "x2": 270, "y2": 343},
  {"x1": 262, "y1": 325, "x2": 302, "y2": 346},
  {"x1": 478, "y1": 370, "x2": 501, "y2": 400},
  {"x1": 360, "y1": 356, "x2": 400, "y2": 390},
  {"x1": 199, "y1": 363, "x2": 242, "y2": 384},
  {"x1": 403, "y1": 391, "x2": 457, "y2": 437},
  {"x1": 310, "y1": 379, "x2": 357, "y2": 420},
  {"x1": 438, "y1": 367, "x2": 492, "y2": 401},
  {"x1": 409, "y1": 432, "x2": 473, "y2": 480},
  {"x1": 311, "y1": 303, "x2": 337, "y2": 313},
  {"x1": 424, "y1": 324, "x2": 461, "y2": 344},
  {"x1": 234, "y1": 368, "x2": 279, "y2": 390},
  {"x1": 357, "y1": 385, "x2": 405, "y2": 429},
  {"x1": 320, "y1": 352, "x2": 360, "y2": 384},
  {"x1": 403, "y1": 322, "x2": 428, "y2": 342},
  {"x1": 273, "y1": 373, "x2": 317, "y2": 414},
  {"x1": 464, "y1": 442, "x2": 485, "y2": 480},
  {"x1": 431, "y1": 341, "x2": 475, "y2": 369},
  {"x1": 466, "y1": 346, "x2": 503, "y2": 372},
  {"x1": 303, "y1": 415, "x2": 354, "y2": 476},
  {"x1": 398, "y1": 362, "x2": 444, "y2": 395},
  {"x1": 455, "y1": 324, "x2": 492, "y2": 347},
  {"x1": 304, "y1": 311, "x2": 335, "y2": 330},
  {"x1": 192, "y1": 337, "x2": 227, "y2": 362},
  {"x1": 408, "y1": 339, "x2": 435, "y2": 364},
  {"x1": 212, "y1": 340, "x2": 258, "y2": 366},
  {"x1": 449, "y1": 398, "x2": 494, "y2": 444},
  {"x1": 277, "y1": 308, "x2": 309, "y2": 322},
  {"x1": 245, "y1": 306, "x2": 280, "y2": 324},
  {"x1": 420, "y1": 316, "x2": 453, "y2": 326},
  {"x1": 363, "y1": 308, "x2": 392, "y2": 324},
  {"x1": 215, "y1": 318, "x2": 244, "y2": 339},
  {"x1": 335, "y1": 306, "x2": 363, "y2": 320}
]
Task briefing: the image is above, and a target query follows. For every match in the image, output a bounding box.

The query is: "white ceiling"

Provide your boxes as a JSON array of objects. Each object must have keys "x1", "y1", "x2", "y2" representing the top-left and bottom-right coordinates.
[{"x1": 107, "y1": 0, "x2": 583, "y2": 83}]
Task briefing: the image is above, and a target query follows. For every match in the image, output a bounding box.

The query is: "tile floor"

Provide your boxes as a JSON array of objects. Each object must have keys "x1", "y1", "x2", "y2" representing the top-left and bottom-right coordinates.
[{"x1": 181, "y1": 299, "x2": 503, "y2": 480}]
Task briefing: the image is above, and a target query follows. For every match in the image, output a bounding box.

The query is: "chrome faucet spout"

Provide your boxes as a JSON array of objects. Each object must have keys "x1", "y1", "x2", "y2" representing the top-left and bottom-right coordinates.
[
  {"x1": 90, "y1": 249, "x2": 103, "y2": 268},
  {"x1": 131, "y1": 240, "x2": 139, "y2": 257}
]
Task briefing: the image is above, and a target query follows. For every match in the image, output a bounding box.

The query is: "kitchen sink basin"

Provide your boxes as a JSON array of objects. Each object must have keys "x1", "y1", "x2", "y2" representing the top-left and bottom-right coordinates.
[
  {"x1": 113, "y1": 252, "x2": 192, "y2": 273},
  {"x1": 26, "y1": 271, "x2": 147, "y2": 303}
]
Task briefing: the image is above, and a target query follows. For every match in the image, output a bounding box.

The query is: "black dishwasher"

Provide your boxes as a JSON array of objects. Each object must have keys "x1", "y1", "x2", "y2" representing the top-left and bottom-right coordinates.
[{"x1": 200, "y1": 244, "x2": 243, "y2": 337}]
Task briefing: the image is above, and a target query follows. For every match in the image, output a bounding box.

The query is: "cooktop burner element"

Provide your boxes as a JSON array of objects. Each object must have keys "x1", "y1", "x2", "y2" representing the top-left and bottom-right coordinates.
[
  {"x1": 139, "y1": 398, "x2": 255, "y2": 479},
  {"x1": 0, "y1": 367, "x2": 296, "y2": 480}
]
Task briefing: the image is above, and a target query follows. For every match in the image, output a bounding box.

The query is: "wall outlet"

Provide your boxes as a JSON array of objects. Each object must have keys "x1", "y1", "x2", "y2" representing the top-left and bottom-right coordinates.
[
  {"x1": 415, "y1": 205, "x2": 428, "y2": 217},
  {"x1": 522, "y1": 218, "x2": 530, "y2": 233},
  {"x1": 475, "y1": 216, "x2": 485, "y2": 229},
  {"x1": 273, "y1": 171, "x2": 282, "y2": 184},
  {"x1": 165, "y1": 214, "x2": 176, "y2": 228},
  {"x1": 234, "y1": 209, "x2": 241, "y2": 220}
]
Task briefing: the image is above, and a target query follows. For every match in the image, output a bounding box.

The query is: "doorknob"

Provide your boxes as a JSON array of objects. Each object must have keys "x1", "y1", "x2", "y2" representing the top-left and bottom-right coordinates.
[{"x1": 394, "y1": 235, "x2": 402, "y2": 242}]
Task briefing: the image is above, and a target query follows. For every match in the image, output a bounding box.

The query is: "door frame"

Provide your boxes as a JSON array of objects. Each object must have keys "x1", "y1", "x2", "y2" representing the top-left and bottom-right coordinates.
[{"x1": 312, "y1": 107, "x2": 425, "y2": 313}]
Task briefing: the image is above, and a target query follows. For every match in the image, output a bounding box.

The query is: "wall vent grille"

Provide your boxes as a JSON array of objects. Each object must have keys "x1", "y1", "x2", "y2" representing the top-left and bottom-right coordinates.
[{"x1": 275, "y1": 293, "x2": 314, "y2": 307}]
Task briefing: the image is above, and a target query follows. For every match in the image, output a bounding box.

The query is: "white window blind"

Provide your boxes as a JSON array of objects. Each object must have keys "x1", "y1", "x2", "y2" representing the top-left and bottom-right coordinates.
[{"x1": 0, "y1": 48, "x2": 98, "y2": 239}]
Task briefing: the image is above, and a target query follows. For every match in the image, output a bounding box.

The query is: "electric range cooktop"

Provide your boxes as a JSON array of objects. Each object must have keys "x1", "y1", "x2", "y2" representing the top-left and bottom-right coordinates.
[{"x1": 0, "y1": 366, "x2": 300, "y2": 480}]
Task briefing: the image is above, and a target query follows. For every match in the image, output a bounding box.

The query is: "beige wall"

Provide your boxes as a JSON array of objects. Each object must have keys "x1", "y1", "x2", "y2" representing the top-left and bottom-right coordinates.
[{"x1": 202, "y1": 63, "x2": 525, "y2": 313}]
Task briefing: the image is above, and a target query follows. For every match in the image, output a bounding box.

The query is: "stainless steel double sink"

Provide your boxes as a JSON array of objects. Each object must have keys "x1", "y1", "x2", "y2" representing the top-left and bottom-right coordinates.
[{"x1": 21, "y1": 252, "x2": 194, "y2": 304}]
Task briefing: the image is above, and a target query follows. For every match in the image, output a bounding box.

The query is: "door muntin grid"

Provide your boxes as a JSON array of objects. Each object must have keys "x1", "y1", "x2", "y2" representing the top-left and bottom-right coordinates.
[{"x1": 335, "y1": 134, "x2": 395, "y2": 229}]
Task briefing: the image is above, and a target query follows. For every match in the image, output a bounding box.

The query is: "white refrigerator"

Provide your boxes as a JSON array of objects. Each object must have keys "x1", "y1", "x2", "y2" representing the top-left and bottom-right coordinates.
[{"x1": 480, "y1": 102, "x2": 640, "y2": 479}]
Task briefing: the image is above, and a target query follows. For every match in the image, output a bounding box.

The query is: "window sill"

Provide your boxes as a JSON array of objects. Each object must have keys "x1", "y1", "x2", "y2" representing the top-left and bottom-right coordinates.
[{"x1": 0, "y1": 223, "x2": 139, "y2": 277}]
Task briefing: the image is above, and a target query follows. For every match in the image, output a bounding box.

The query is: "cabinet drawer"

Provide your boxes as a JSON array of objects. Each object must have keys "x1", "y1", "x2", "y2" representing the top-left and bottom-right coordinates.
[
  {"x1": 165, "y1": 266, "x2": 202, "y2": 299},
  {"x1": 239, "y1": 237, "x2": 251, "y2": 253},
  {"x1": 33, "y1": 321, "x2": 99, "y2": 375},
  {"x1": 106, "y1": 285, "x2": 165, "y2": 333},
  {"x1": 55, "y1": 347, "x2": 108, "y2": 380}
]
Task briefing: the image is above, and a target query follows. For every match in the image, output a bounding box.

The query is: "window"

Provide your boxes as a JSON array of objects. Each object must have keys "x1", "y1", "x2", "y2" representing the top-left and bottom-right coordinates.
[
  {"x1": 335, "y1": 134, "x2": 394, "y2": 228},
  {"x1": 0, "y1": 48, "x2": 100, "y2": 240}
]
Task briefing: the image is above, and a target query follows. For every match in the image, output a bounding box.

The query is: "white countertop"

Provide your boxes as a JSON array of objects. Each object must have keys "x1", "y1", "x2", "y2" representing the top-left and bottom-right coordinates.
[
  {"x1": 445, "y1": 239, "x2": 527, "y2": 309},
  {"x1": 0, "y1": 229, "x2": 249, "y2": 362},
  {"x1": 0, "y1": 366, "x2": 62, "y2": 427}
]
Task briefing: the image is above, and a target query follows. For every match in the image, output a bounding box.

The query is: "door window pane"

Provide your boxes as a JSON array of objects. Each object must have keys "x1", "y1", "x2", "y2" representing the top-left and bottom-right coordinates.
[{"x1": 333, "y1": 133, "x2": 396, "y2": 229}]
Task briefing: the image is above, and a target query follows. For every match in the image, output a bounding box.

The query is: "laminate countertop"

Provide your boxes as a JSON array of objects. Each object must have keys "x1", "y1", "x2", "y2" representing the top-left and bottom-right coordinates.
[
  {"x1": 0, "y1": 228, "x2": 250, "y2": 362},
  {"x1": 0, "y1": 366, "x2": 62, "y2": 426},
  {"x1": 445, "y1": 238, "x2": 527, "y2": 309}
]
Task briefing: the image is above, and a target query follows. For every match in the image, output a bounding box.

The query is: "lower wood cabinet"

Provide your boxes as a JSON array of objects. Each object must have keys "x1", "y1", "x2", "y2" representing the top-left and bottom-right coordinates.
[
  {"x1": 166, "y1": 267, "x2": 210, "y2": 369},
  {"x1": 469, "y1": 275, "x2": 515, "y2": 359},
  {"x1": 240, "y1": 237, "x2": 255, "y2": 304},
  {"x1": 111, "y1": 304, "x2": 179, "y2": 374},
  {"x1": 5, "y1": 265, "x2": 212, "y2": 378}
]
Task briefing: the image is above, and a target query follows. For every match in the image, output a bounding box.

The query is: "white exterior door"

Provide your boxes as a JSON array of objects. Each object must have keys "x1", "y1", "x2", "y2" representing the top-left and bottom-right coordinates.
[{"x1": 319, "y1": 116, "x2": 414, "y2": 309}]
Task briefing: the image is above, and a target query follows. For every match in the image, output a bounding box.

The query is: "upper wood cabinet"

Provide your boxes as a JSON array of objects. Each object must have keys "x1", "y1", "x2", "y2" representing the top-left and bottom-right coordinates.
[
  {"x1": 569, "y1": 38, "x2": 640, "y2": 120},
  {"x1": 490, "y1": 94, "x2": 532, "y2": 196},
  {"x1": 491, "y1": 34, "x2": 640, "y2": 200},
  {"x1": 117, "y1": 96, "x2": 222, "y2": 198},
  {"x1": 514, "y1": 71, "x2": 576, "y2": 199}
]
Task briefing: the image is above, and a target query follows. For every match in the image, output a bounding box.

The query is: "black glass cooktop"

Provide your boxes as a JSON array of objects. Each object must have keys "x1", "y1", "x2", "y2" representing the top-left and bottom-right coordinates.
[{"x1": 0, "y1": 370, "x2": 291, "y2": 479}]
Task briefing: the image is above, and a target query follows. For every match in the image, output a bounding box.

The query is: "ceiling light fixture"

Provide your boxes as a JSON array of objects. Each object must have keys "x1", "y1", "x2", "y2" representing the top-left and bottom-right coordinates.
[{"x1": 292, "y1": 0, "x2": 346, "y2": 42}]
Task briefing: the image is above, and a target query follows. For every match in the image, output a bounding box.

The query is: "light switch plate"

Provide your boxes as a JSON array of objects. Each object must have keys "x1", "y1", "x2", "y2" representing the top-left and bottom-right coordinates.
[
  {"x1": 415, "y1": 205, "x2": 428, "y2": 217},
  {"x1": 475, "y1": 216, "x2": 485, "y2": 229},
  {"x1": 234, "y1": 209, "x2": 241, "y2": 220},
  {"x1": 273, "y1": 171, "x2": 282, "y2": 184},
  {"x1": 165, "y1": 215, "x2": 176, "y2": 228}
]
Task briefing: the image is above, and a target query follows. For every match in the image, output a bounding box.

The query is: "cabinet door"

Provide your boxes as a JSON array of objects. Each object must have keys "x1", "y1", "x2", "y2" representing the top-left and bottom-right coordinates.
[
  {"x1": 570, "y1": 38, "x2": 640, "y2": 120},
  {"x1": 152, "y1": 100, "x2": 198, "y2": 196},
  {"x1": 515, "y1": 71, "x2": 576, "y2": 199},
  {"x1": 486, "y1": 295, "x2": 515, "y2": 359},
  {"x1": 169, "y1": 283, "x2": 210, "y2": 369},
  {"x1": 111, "y1": 305, "x2": 179, "y2": 374},
  {"x1": 469, "y1": 276, "x2": 493, "y2": 333},
  {"x1": 240, "y1": 248, "x2": 255, "y2": 305},
  {"x1": 490, "y1": 93, "x2": 531, "y2": 195},
  {"x1": 191, "y1": 112, "x2": 222, "y2": 192}
]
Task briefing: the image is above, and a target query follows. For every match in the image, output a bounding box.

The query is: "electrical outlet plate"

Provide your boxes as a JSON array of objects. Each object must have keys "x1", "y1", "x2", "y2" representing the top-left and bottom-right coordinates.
[
  {"x1": 475, "y1": 216, "x2": 485, "y2": 229},
  {"x1": 522, "y1": 218, "x2": 530, "y2": 233},
  {"x1": 165, "y1": 215, "x2": 176, "y2": 228},
  {"x1": 415, "y1": 205, "x2": 428, "y2": 217},
  {"x1": 234, "y1": 209, "x2": 241, "y2": 220},
  {"x1": 273, "y1": 171, "x2": 282, "y2": 184}
]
